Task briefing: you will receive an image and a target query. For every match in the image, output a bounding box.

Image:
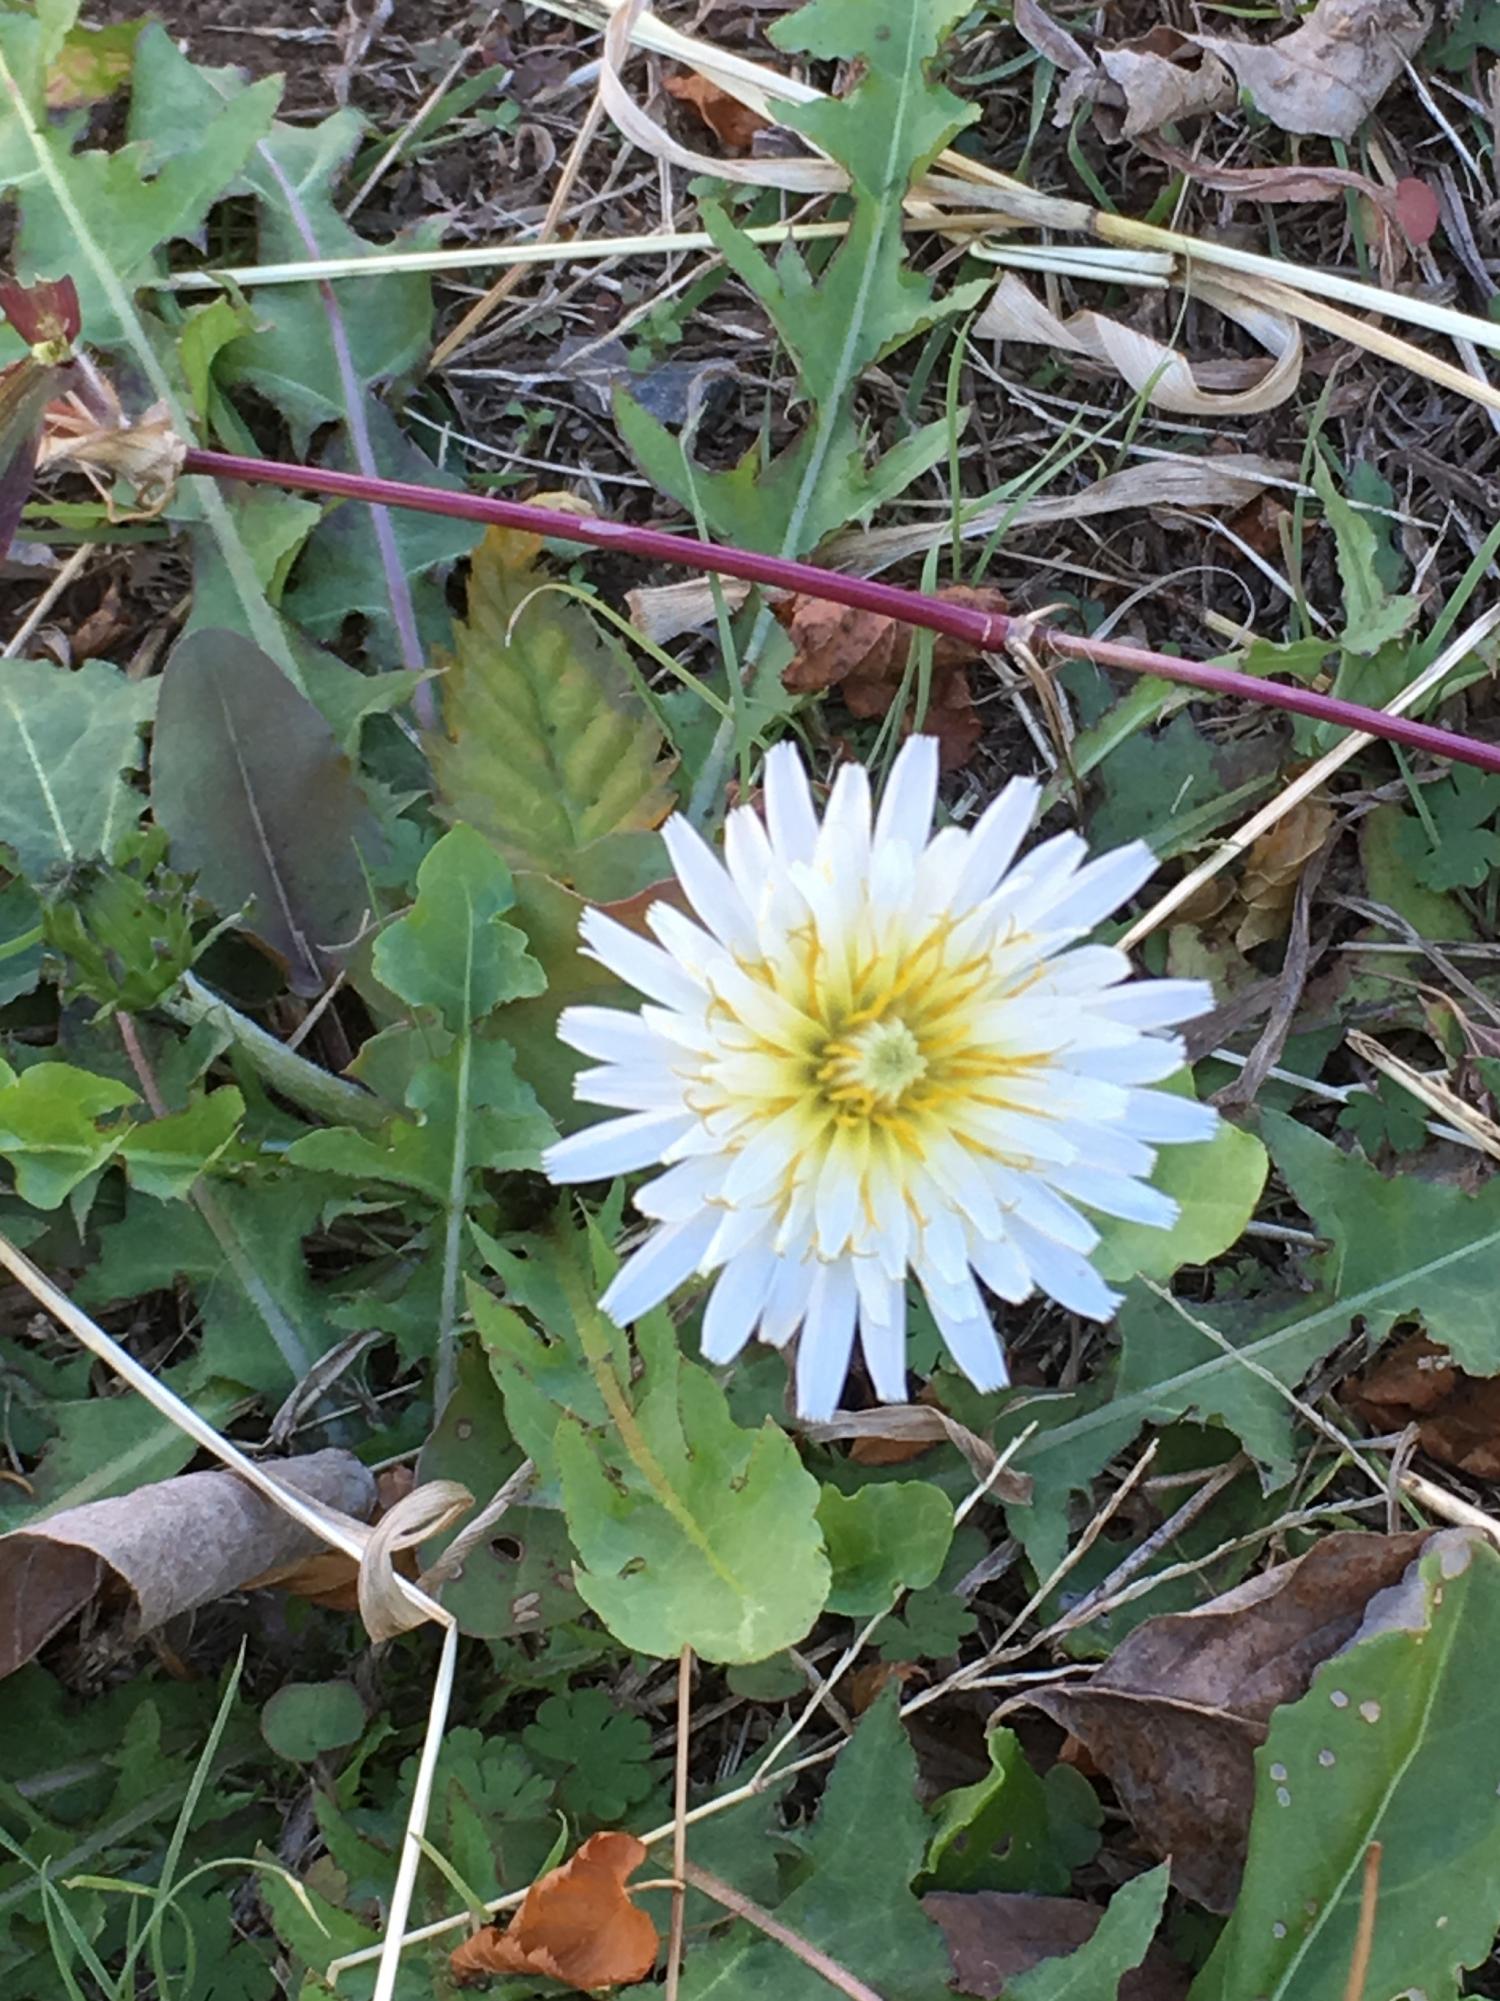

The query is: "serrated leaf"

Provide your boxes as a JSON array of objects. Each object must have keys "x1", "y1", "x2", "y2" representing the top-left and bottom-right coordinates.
[
  {"x1": 150, "y1": 629, "x2": 382, "y2": 995},
  {"x1": 558, "y1": 1316, "x2": 830, "y2": 1662},
  {"x1": 1008, "y1": 1865, "x2": 1170, "y2": 2001},
  {"x1": 0, "y1": 659, "x2": 154, "y2": 884},
  {"x1": 218, "y1": 113, "x2": 439, "y2": 447},
  {"x1": 117, "y1": 1087, "x2": 245, "y2": 1201},
  {"x1": 0, "y1": 1061, "x2": 135, "y2": 1208},
  {"x1": 1093, "y1": 1077, "x2": 1268, "y2": 1284},
  {"x1": 522, "y1": 1689, "x2": 659, "y2": 1824},
  {"x1": 679, "y1": 1691, "x2": 948, "y2": 2001},
  {"x1": 371, "y1": 824, "x2": 544, "y2": 1031},
  {"x1": 817, "y1": 1480, "x2": 953, "y2": 1616},
  {"x1": 82, "y1": 1179, "x2": 335, "y2": 1392},
  {"x1": 616, "y1": 1, "x2": 982, "y2": 560},
  {"x1": 0, "y1": 23, "x2": 281, "y2": 351},
  {"x1": 1191, "y1": 1533, "x2": 1500, "y2": 2001},
  {"x1": 1313, "y1": 455, "x2": 1418, "y2": 658},
  {"x1": 430, "y1": 529, "x2": 677, "y2": 891}
]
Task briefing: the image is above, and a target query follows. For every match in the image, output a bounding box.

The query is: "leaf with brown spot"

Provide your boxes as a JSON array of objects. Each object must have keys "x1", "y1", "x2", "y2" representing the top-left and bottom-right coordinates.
[
  {"x1": 774, "y1": 586, "x2": 1008, "y2": 771},
  {"x1": 449, "y1": 1832, "x2": 658, "y2": 1991},
  {"x1": 663, "y1": 70, "x2": 769, "y2": 153},
  {"x1": 1234, "y1": 796, "x2": 1334, "y2": 951},
  {"x1": 1030, "y1": 1530, "x2": 1431, "y2": 1910},
  {"x1": 1343, "y1": 1332, "x2": 1500, "y2": 1480}
]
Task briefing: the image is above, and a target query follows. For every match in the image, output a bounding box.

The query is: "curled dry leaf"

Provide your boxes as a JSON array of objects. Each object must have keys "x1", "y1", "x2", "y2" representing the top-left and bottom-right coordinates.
[
  {"x1": 1344, "y1": 1332, "x2": 1500, "y2": 1481},
  {"x1": 663, "y1": 68, "x2": 770, "y2": 153},
  {"x1": 450, "y1": 1831, "x2": 658, "y2": 1991},
  {"x1": 1191, "y1": 0, "x2": 1433, "y2": 142},
  {"x1": 925, "y1": 1890, "x2": 1190, "y2": 2000},
  {"x1": 248, "y1": 1464, "x2": 415, "y2": 1612},
  {"x1": 802, "y1": 1403, "x2": 1033, "y2": 1503},
  {"x1": 974, "y1": 272, "x2": 1301, "y2": 418},
  {"x1": 1030, "y1": 1530, "x2": 1430, "y2": 1910},
  {"x1": 1234, "y1": 796, "x2": 1335, "y2": 951},
  {"x1": 774, "y1": 587, "x2": 1009, "y2": 771},
  {"x1": 0, "y1": 1450, "x2": 377, "y2": 1680},
  {"x1": 1053, "y1": 26, "x2": 1234, "y2": 140}
]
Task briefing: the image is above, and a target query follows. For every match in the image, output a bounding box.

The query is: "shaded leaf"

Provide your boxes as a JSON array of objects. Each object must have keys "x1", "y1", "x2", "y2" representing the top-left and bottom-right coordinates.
[
  {"x1": 817, "y1": 1480, "x2": 954, "y2": 1616},
  {"x1": 680, "y1": 1691, "x2": 949, "y2": 2000},
  {"x1": 1233, "y1": 798, "x2": 1333, "y2": 952},
  {"x1": 924, "y1": 1726, "x2": 1102, "y2": 1895},
  {"x1": 261, "y1": 1680, "x2": 367, "y2": 1763},
  {"x1": 1031, "y1": 1531, "x2": 1429, "y2": 1910},
  {"x1": 1342, "y1": 1331, "x2": 1500, "y2": 1479},
  {"x1": 1192, "y1": 1532, "x2": 1500, "y2": 1998},
  {"x1": 522, "y1": 1689, "x2": 659, "y2": 1823},
  {"x1": 0, "y1": 658, "x2": 154, "y2": 884},
  {"x1": 927, "y1": 1873, "x2": 1184, "y2": 2001},
  {"x1": 450, "y1": 1831, "x2": 658, "y2": 1992},
  {"x1": 430, "y1": 529, "x2": 677, "y2": 893},
  {"x1": 150, "y1": 628, "x2": 382, "y2": 995},
  {"x1": 0, "y1": 1450, "x2": 376, "y2": 1679}
]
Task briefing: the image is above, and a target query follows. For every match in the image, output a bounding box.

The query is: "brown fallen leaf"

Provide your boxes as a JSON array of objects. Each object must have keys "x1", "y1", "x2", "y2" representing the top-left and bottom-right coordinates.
[
  {"x1": 1192, "y1": 0, "x2": 1432, "y2": 143},
  {"x1": 1234, "y1": 796, "x2": 1334, "y2": 952},
  {"x1": 1061, "y1": 27, "x2": 1234, "y2": 140},
  {"x1": 1343, "y1": 1332, "x2": 1500, "y2": 1481},
  {"x1": 450, "y1": 1831, "x2": 658, "y2": 1991},
  {"x1": 663, "y1": 69, "x2": 769, "y2": 153},
  {"x1": 774, "y1": 587, "x2": 1009, "y2": 772},
  {"x1": 926, "y1": 1889, "x2": 1190, "y2": 2000},
  {"x1": 1030, "y1": 1530, "x2": 1431, "y2": 1910},
  {"x1": 0, "y1": 1450, "x2": 378, "y2": 1680}
]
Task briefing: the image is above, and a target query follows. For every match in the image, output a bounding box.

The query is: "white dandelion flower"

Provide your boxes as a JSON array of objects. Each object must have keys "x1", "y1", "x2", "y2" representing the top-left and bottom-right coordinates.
[{"x1": 543, "y1": 737, "x2": 1215, "y2": 1420}]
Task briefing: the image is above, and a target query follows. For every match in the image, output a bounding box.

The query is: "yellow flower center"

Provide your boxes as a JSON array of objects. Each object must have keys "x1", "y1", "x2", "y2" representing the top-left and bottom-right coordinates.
[{"x1": 818, "y1": 1018, "x2": 927, "y2": 1116}]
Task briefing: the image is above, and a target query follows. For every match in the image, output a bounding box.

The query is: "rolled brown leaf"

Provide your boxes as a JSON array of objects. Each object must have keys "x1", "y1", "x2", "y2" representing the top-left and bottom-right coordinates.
[{"x1": 0, "y1": 1449, "x2": 377, "y2": 1679}]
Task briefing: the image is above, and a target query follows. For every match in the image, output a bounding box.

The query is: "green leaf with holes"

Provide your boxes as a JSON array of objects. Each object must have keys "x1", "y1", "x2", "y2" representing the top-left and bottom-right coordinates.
[{"x1": 1192, "y1": 1532, "x2": 1500, "y2": 2001}]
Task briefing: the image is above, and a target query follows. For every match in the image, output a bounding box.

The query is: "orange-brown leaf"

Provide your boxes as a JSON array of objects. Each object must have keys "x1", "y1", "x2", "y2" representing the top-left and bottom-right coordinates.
[
  {"x1": 450, "y1": 1832, "x2": 659, "y2": 1991},
  {"x1": 774, "y1": 587, "x2": 1007, "y2": 772},
  {"x1": 1234, "y1": 797, "x2": 1333, "y2": 951},
  {"x1": 1343, "y1": 1332, "x2": 1500, "y2": 1481},
  {"x1": 663, "y1": 70, "x2": 769, "y2": 153}
]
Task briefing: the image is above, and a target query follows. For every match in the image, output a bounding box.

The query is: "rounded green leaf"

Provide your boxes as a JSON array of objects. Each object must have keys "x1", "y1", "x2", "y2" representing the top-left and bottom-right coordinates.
[
  {"x1": 1093, "y1": 1076, "x2": 1267, "y2": 1283},
  {"x1": 261, "y1": 1680, "x2": 366, "y2": 1763},
  {"x1": 818, "y1": 1480, "x2": 954, "y2": 1617}
]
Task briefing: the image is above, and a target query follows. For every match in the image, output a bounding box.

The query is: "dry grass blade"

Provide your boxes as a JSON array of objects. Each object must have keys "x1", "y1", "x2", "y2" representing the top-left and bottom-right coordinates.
[
  {"x1": 1345, "y1": 1031, "x2": 1500, "y2": 1163},
  {"x1": 1342, "y1": 1842, "x2": 1383, "y2": 2001}
]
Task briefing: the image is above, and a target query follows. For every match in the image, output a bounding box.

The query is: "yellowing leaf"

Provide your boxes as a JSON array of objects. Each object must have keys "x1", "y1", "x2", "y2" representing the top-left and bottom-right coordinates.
[{"x1": 430, "y1": 529, "x2": 677, "y2": 895}]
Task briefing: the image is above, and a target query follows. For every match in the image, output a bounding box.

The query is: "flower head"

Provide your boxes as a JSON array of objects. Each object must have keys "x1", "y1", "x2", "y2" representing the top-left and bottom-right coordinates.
[{"x1": 543, "y1": 738, "x2": 1214, "y2": 1419}]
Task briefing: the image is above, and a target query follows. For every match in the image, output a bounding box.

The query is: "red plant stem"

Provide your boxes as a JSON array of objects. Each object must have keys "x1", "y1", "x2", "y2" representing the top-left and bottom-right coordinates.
[{"x1": 181, "y1": 446, "x2": 1500, "y2": 776}]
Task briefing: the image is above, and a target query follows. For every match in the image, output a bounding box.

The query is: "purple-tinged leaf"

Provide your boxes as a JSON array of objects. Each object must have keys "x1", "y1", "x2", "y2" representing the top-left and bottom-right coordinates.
[{"x1": 150, "y1": 628, "x2": 383, "y2": 995}]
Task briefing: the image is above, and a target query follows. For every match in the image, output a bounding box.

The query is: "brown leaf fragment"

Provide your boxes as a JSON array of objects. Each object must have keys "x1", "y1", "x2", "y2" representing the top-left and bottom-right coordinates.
[
  {"x1": 1192, "y1": 0, "x2": 1432, "y2": 142},
  {"x1": 1095, "y1": 31, "x2": 1234, "y2": 140},
  {"x1": 926, "y1": 1890, "x2": 1190, "y2": 2000},
  {"x1": 1344, "y1": 1333, "x2": 1500, "y2": 1481},
  {"x1": 1030, "y1": 1533, "x2": 1433, "y2": 1910},
  {"x1": 250, "y1": 1465, "x2": 416, "y2": 1611},
  {"x1": 775, "y1": 587, "x2": 1007, "y2": 772},
  {"x1": 450, "y1": 1832, "x2": 658, "y2": 1990},
  {"x1": 0, "y1": 1450, "x2": 378, "y2": 1680},
  {"x1": 1234, "y1": 796, "x2": 1334, "y2": 952},
  {"x1": 663, "y1": 69, "x2": 769, "y2": 153}
]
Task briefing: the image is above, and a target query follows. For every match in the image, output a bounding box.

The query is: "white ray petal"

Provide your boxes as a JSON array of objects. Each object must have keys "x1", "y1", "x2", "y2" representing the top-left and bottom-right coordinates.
[
  {"x1": 1123, "y1": 1088, "x2": 1219, "y2": 1145},
  {"x1": 572, "y1": 1064, "x2": 688, "y2": 1111},
  {"x1": 764, "y1": 740, "x2": 819, "y2": 864},
  {"x1": 1010, "y1": 1217, "x2": 1121, "y2": 1320},
  {"x1": 1092, "y1": 979, "x2": 1214, "y2": 1028},
  {"x1": 1046, "y1": 1162, "x2": 1178, "y2": 1228},
  {"x1": 661, "y1": 814, "x2": 759, "y2": 954},
  {"x1": 557, "y1": 1006, "x2": 673, "y2": 1064},
  {"x1": 927, "y1": 1295, "x2": 1009, "y2": 1392},
  {"x1": 580, "y1": 908, "x2": 704, "y2": 1010},
  {"x1": 950, "y1": 776, "x2": 1040, "y2": 910},
  {"x1": 702, "y1": 1247, "x2": 780, "y2": 1363},
  {"x1": 858, "y1": 1277, "x2": 908, "y2": 1402},
  {"x1": 795, "y1": 1259, "x2": 859, "y2": 1418},
  {"x1": 874, "y1": 736, "x2": 939, "y2": 854},
  {"x1": 543, "y1": 1111, "x2": 696, "y2": 1183},
  {"x1": 599, "y1": 1212, "x2": 720, "y2": 1324}
]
